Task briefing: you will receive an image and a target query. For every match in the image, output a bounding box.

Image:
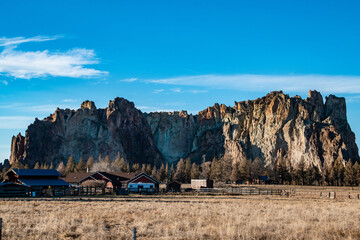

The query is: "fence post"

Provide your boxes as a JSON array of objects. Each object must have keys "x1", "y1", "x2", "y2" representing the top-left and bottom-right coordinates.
[
  {"x1": 133, "y1": 227, "x2": 136, "y2": 240},
  {"x1": 0, "y1": 218, "x2": 2, "y2": 240}
]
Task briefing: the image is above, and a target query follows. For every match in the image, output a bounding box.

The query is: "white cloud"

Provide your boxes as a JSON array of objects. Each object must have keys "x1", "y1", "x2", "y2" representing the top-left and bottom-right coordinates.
[
  {"x1": 153, "y1": 89, "x2": 165, "y2": 94},
  {"x1": 148, "y1": 74, "x2": 360, "y2": 94},
  {"x1": 119, "y1": 78, "x2": 137, "y2": 82},
  {"x1": 0, "y1": 36, "x2": 107, "y2": 79},
  {"x1": 0, "y1": 116, "x2": 35, "y2": 129},
  {"x1": 62, "y1": 99, "x2": 76, "y2": 103},
  {"x1": 0, "y1": 35, "x2": 61, "y2": 47},
  {"x1": 189, "y1": 89, "x2": 208, "y2": 94},
  {"x1": 1, "y1": 80, "x2": 7, "y2": 85},
  {"x1": 171, "y1": 88, "x2": 181, "y2": 93}
]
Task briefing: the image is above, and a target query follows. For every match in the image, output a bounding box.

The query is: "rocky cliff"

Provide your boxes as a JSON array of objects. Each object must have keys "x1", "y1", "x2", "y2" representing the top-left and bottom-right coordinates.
[
  {"x1": 10, "y1": 91, "x2": 359, "y2": 169},
  {"x1": 146, "y1": 90, "x2": 359, "y2": 168},
  {"x1": 10, "y1": 98, "x2": 164, "y2": 168}
]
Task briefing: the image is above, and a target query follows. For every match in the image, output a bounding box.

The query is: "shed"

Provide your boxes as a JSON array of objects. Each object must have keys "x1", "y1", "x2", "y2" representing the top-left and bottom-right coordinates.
[
  {"x1": 166, "y1": 181, "x2": 181, "y2": 192},
  {"x1": 5, "y1": 169, "x2": 69, "y2": 196},
  {"x1": 127, "y1": 172, "x2": 159, "y2": 193},
  {"x1": 191, "y1": 179, "x2": 213, "y2": 189}
]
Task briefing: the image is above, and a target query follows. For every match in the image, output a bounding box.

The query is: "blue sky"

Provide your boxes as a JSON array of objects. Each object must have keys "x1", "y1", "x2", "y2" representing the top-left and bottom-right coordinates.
[{"x1": 1, "y1": 0, "x2": 360, "y2": 162}]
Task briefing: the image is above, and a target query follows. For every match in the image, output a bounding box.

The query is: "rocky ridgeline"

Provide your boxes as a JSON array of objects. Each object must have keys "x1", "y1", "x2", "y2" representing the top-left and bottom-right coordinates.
[
  {"x1": 10, "y1": 90, "x2": 359, "y2": 169},
  {"x1": 10, "y1": 97, "x2": 164, "y2": 168}
]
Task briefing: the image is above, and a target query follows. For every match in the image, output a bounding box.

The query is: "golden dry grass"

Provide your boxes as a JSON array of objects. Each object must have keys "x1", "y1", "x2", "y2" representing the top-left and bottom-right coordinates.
[{"x1": 1, "y1": 192, "x2": 360, "y2": 239}]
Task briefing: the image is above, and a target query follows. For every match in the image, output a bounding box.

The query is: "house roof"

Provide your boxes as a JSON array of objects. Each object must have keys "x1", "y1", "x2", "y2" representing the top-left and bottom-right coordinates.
[
  {"x1": 61, "y1": 172, "x2": 94, "y2": 183},
  {"x1": 11, "y1": 169, "x2": 61, "y2": 177},
  {"x1": 127, "y1": 172, "x2": 159, "y2": 184},
  {"x1": 61, "y1": 172, "x2": 136, "y2": 185},
  {"x1": 18, "y1": 178, "x2": 69, "y2": 187},
  {"x1": 0, "y1": 182, "x2": 29, "y2": 188}
]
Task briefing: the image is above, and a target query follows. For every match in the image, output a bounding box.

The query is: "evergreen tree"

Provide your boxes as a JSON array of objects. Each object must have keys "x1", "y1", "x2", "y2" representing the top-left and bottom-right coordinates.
[
  {"x1": 56, "y1": 161, "x2": 65, "y2": 175},
  {"x1": 230, "y1": 162, "x2": 241, "y2": 183},
  {"x1": 170, "y1": 164, "x2": 175, "y2": 181},
  {"x1": 113, "y1": 154, "x2": 125, "y2": 172},
  {"x1": 132, "y1": 163, "x2": 140, "y2": 173},
  {"x1": 41, "y1": 163, "x2": 49, "y2": 169},
  {"x1": 353, "y1": 161, "x2": 360, "y2": 186},
  {"x1": 174, "y1": 158, "x2": 186, "y2": 182},
  {"x1": 159, "y1": 164, "x2": 167, "y2": 182},
  {"x1": 331, "y1": 157, "x2": 345, "y2": 186},
  {"x1": 49, "y1": 162, "x2": 54, "y2": 169},
  {"x1": 34, "y1": 162, "x2": 40, "y2": 169},
  {"x1": 295, "y1": 157, "x2": 308, "y2": 185},
  {"x1": 239, "y1": 158, "x2": 251, "y2": 183},
  {"x1": 141, "y1": 164, "x2": 147, "y2": 173},
  {"x1": 103, "y1": 155, "x2": 111, "y2": 165},
  {"x1": 75, "y1": 157, "x2": 86, "y2": 172},
  {"x1": 200, "y1": 161, "x2": 211, "y2": 180},
  {"x1": 277, "y1": 157, "x2": 289, "y2": 184},
  {"x1": 185, "y1": 158, "x2": 192, "y2": 183},
  {"x1": 86, "y1": 156, "x2": 95, "y2": 171},
  {"x1": 65, "y1": 156, "x2": 76, "y2": 174},
  {"x1": 165, "y1": 163, "x2": 169, "y2": 182},
  {"x1": 209, "y1": 157, "x2": 222, "y2": 182},
  {"x1": 250, "y1": 157, "x2": 264, "y2": 183},
  {"x1": 145, "y1": 164, "x2": 152, "y2": 175},
  {"x1": 344, "y1": 160, "x2": 354, "y2": 186},
  {"x1": 308, "y1": 165, "x2": 322, "y2": 186},
  {"x1": 151, "y1": 166, "x2": 158, "y2": 180},
  {"x1": 190, "y1": 163, "x2": 200, "y2": 179}
]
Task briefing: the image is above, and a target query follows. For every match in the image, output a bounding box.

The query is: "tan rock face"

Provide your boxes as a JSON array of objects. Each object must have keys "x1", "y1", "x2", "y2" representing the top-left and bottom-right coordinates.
[
  {"x1": 147, "y1": 90, "x2": 359, "y2": 168},
  {"x1": 10, "y1": 91, "x2": 359, "y2": 169},
  {"x1": 10, "y1": 98, "x2": 164, "y2": 168}
]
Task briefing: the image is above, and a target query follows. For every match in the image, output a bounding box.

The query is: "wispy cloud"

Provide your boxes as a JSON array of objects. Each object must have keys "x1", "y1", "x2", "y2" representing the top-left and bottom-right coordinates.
[
  {"x1": 0, "y1": 35, "x2": 61, "y2": 47},
  {"x1": 171, "y1": 88, "x2": 181, "y2": 93},
  {"x1": 0, "y1": 35, "x2": 108, "y2": 79},
  {"x1": 1, "y1": 80, "x2": 7, "y2": 85},
  {"x1": 62, "y1": 99, "x2": 76, "y2": 103},
  {"x1": 0, "y1": 116, "x2": 35, "y2": 129},
  {"x1": 119, "y1": 78, "x2": 137, "y2": 82},
  {"x1": 148, "y1": 74, "x2": 360, "y2": 94},
  {"x1": 153, "y1": 89, "x2": 165, "y2": 94},
  {"x1": 189, "y1": 89, "x2": 208, "y2": 94}
]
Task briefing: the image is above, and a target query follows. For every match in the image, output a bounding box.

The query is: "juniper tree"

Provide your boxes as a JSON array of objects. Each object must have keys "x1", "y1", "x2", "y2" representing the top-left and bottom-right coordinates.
[
  {"x1": 353, "y1": 162, "x2": 360, "y2": 186},
  {"x1": 185, "y1": 158, "x2": 192, "y2": 183},
  {"x1": 75, "y1": 158, "x2": 86, "y2": 172},
  {"x1": 174, "y1": 158, "x2": 186, "y2": 183},
  {"x1": 230, "y1": 162, "x2": 241, "y2": 183},
  {"x1": 344, "y1": 160, "x2": 354, "y2": 186},
  {"x1": 86, "y1": 156, "x2": 95, "y2": 171},
  {"x1": 65, "y1": 156, "x2": 76, "y2": 174},
  {"x1": 190, "y1": 162, "x2": 200, "y2": 179}
]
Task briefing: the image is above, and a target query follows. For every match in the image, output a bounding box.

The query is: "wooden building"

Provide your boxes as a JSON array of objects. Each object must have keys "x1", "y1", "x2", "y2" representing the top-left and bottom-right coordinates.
[
  {"x1": 5, "y1": 169, "x2": 69, "y2": 196},
  {"x1": 0, "y1": 182, "x2": 30, "y2": 197},
  {"x1": 127, "y1": 172, "x2": 159, "y2": 193},
  {"x1": 62, "y1": 172, "x2": 136, "y2": 189},
  {"x1": 191, "y1": 179, "x2": 213, "y2": 189},
  {"x1": 166, "y1": 181, "x2": 181, "y2": 192}
]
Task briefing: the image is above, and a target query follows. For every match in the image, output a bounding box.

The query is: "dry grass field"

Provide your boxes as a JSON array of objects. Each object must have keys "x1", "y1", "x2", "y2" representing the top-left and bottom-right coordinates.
[{"x1": 1, "y1": 188, "x2": 360, "y2": 239}]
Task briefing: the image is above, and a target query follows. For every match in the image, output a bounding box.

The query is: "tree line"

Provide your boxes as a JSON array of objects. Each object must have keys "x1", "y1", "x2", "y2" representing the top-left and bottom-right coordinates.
[{"x1": 1, "y1": 153, "x2": 360, "y2": 186}]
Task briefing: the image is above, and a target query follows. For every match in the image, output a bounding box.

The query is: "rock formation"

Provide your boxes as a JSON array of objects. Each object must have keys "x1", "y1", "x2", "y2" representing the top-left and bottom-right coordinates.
[
  {"x1": 10, "y1": 98, "x2": 164, "y2": 168},
  {"x1": 146, "y1": 90, "x2": 359, "y2": 168},
  {"x1": 10, "y1": 91, "x2": 359, "y2": 169}
]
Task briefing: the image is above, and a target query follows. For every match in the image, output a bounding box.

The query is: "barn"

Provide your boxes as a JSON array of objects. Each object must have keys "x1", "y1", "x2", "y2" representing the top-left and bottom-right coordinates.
[
  {"x1": 166, "y1": 181, "x2": 181, "y2": 193},
  {"x1": 127, "y1": 172, "x2": 159, "y2": 193},
  {"x1": 5, "y1": 169, "x2": 69, "y2": 196},
  {"x1": 0, "y1": 182, "x2": 30, "y2": 197}
]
